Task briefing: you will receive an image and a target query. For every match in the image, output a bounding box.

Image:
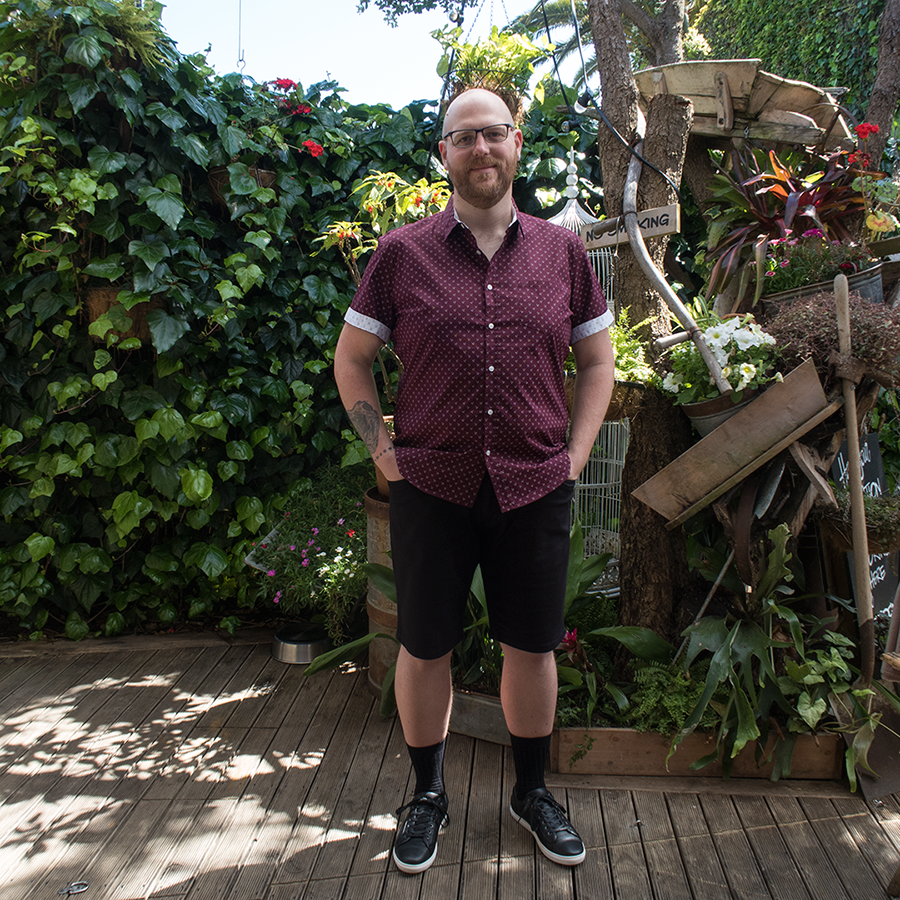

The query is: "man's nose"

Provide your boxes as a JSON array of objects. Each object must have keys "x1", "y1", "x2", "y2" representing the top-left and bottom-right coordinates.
[{"x1": 471, "y1": 130, "x2": 492, "y2": 153}]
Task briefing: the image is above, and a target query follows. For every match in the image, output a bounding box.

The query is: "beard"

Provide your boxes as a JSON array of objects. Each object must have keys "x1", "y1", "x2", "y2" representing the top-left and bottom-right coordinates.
[{"x1": 449, "y1": 152, "x2": 518, "y2": 209}]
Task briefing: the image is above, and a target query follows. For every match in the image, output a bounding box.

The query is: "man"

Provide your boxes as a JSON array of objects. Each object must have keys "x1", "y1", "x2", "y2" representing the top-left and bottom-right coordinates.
[{"x1": 334, "y1": 86, "x2": 614, "y2": 873}]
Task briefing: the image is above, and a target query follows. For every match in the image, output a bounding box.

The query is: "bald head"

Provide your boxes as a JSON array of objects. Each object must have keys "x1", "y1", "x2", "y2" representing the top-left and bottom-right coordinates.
[{"x1": 442, "y1": 89, "x2": 516, "y2": 137}]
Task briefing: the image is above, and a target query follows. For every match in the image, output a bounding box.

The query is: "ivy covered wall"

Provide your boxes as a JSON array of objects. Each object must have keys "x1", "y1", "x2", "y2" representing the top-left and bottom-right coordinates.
[
  {"x1": 0, "y1": 1, "x2": 593, "y2": 640},
  {"x1": 696, "y1": 0, "x2": 885, "y2": 118}
]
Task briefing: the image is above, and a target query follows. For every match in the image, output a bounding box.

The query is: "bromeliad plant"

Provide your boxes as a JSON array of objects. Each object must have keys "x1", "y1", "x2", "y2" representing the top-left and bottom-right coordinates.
[{"x1": 704, "y1": 145, "x2": 867, "y2": 304}]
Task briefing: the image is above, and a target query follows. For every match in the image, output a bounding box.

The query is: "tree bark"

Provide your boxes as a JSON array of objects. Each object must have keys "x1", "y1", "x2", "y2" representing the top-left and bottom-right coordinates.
[
  {"x1": 864, "y1": 0, "x2": 900, "y2": 164},
  {"x1": 615, "y1": 94, "x2": 694, "y2": 650}
]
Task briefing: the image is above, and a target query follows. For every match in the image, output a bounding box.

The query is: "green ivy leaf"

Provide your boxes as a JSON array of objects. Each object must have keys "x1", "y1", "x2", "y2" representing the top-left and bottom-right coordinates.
[
  {"x1": 87, "y1": 146, "x2": 128, "y2": 175},
  {"x1": 218, "y1": 460, "x2": 240, "y2": 481},
  {"x1": 105, "y1": 612, "x2": 125, "y2": 636},
  {"x1": 180, "y1": 467, "x2": 213, "y2": 503},
  {"x1": 112, "y1": 491, "x2": 152, "y2": 535},
  {"x1": 172, "y1": 132, "x2": 210, "y2": 167},
  {"x1": 79, "y1": 547, "x2": 113, "y2": 574},
  {"x1": 95, "y1": 435, "x2": 140, "y2": 468},
  {"x1": 226, "y1": 440, "x2": 253, "y2": 461},
  {"x1": 152, "y1": 407, "x2": 188, "y2": 442},
  {"x1": 82, "y1": 257, "x2": 126, "y2": 280},
  {"x1": 236, "y1": 495, "x2": 265, "y2": 533},
  {"x1": 145, "y1": 309, "x2": 190, "y2": 353},
  {"x1": 135, "y1": 419, "x2": 161, "y2": 443},
  {"x1": 184, "y1": 542, "x2": 229, "y2": 577},
  {"x1": 65, "y1": 610, "x2": 90, "y2": 641},
  {"x1": 24, "y1": 533, "x2": 55, "y2": 562},
  {"x1": 65, "y1": 35, "x2": 103, "y2": 68},
  {"x1": 187, "y1": 509, "x2": 210, "y2": 529},
  {"x1": 128, "y1": 238, "x2": 170, "y2": 270},
  {"x1": 190, "y1": 411, "x2": 224, "y2": 429},
  {"x1": 146, "y1": 102, "x2": 187, "y2": 131}
]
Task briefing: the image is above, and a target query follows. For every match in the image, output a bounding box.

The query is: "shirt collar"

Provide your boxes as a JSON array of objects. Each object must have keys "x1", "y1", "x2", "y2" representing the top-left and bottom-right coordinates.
[{"x1": 437, "y1": 195, "x2": 522, "y2": 241}]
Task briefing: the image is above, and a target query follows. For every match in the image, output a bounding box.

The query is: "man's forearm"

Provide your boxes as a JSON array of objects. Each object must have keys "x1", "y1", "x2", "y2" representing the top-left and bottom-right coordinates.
[{"x1": 567, "y1": 363, "x2": 615, "y2": 479}]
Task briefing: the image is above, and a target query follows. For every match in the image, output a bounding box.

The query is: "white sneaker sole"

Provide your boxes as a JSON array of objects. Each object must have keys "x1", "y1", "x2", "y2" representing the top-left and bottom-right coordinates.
[
  {"x1": 510, "y1": 804, "x2": 586, "y2": 866},
  {"x1": 392, "y1": 845, "x2": 437, "y2": 874}
]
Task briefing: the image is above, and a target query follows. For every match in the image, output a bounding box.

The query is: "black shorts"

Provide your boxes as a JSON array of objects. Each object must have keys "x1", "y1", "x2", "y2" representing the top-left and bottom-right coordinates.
[{"x1": 388, "y1": 476, "x2": 575, "y2": 660}]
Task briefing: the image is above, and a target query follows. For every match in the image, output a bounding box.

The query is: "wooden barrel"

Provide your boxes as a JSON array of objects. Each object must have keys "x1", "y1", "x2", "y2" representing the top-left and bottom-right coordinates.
[{"x1": 364, "y1": 486, "x2": 398, "y2": 696}]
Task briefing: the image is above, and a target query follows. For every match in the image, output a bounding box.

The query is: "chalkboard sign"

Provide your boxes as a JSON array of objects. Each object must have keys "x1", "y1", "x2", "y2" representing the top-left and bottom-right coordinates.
[{"x1": 831, "y1": 432, "x2": 900, "y2": 614}]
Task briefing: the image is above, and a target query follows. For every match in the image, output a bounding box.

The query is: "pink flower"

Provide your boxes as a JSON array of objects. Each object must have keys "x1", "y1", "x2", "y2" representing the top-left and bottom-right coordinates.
[
  {"x1": 337, "y1": 518, "x2": 344, "y2": 525},
  {"x1": 312, "y1": 528, "x2": 319, "y2": 535},
  {"x1": 561, "y1": 629, "x2": 578, "y2": 652},
  {"x1": 302, "y1": 559, "x2": 310, "y2": 567},
  {"x1": 289, "y1": 544, "x2": 296, "y2": 551},
  {"x1": 267, "y1": 569, "x2": 275, "y2": 577}
]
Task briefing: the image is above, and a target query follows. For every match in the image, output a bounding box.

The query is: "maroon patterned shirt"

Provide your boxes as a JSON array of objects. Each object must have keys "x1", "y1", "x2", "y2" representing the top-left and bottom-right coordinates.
[{"x1": 346, "y1": 201, "x2": 612, "y2": 512}]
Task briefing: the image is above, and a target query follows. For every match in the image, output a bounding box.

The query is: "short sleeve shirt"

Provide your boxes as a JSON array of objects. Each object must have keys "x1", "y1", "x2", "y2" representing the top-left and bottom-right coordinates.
[{"x1": 345, "y1": 200, "x2": 612, "y2": 512}]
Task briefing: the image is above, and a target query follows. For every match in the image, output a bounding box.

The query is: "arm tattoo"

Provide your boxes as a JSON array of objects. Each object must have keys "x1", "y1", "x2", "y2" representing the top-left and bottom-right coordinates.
[{"x1": 347, "y1": 400, "x2": 383, "y2": 453}]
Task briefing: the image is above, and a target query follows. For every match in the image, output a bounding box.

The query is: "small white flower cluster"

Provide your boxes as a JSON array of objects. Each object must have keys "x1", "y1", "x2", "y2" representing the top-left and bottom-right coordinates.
[{"x1": 663, "y1": 316, "x2": 779, "y2": 397}]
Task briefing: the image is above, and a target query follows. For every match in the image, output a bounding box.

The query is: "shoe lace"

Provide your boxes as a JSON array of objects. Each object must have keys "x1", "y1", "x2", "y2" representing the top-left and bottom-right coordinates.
[
  {"x1": 531, "y1": 794, "x2": 575, "y2": 833},
  {"x1": 396, "y1": 796, "x2": 448, "y2": 837}
]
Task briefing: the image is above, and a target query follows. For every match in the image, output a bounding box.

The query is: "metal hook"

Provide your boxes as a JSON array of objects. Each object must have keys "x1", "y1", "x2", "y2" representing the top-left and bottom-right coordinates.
[{"x1": 58, "y1": 883, "x2": 89, "y2": 896}]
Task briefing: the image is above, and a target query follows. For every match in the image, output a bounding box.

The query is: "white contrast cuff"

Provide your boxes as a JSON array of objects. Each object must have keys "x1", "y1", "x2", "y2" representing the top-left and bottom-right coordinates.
[
  {"x1": 345, "y1": 308, "x2": 392, "y2": 343},
  {"x1": 571, "y1": 309, "x2": 614, "y2": 344}
]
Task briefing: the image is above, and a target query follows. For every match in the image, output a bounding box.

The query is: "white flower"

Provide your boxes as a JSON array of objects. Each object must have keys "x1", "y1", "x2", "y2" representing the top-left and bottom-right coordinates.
[
  {"x1": 774, "y1": 372, "x2": 784, "y2": 383},
  {"x1": 712, "y1": 345, "x2": 731, "y2": 368},
  {"x1": 736, "y1": 362, "x2": 757, "y2": 391},
  {"x1": 662, "y1": 372, "x2": 684, "y2": 393},
  {"x1": 703, "y1": 323, "x2": 730, "y2": 349},
  {"x1": 731, "y1": 327, "x2": 761, "y2": 351}
]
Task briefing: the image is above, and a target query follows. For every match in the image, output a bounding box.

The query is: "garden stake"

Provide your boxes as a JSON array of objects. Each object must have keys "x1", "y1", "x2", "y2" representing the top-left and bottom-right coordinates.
[
  {"x1": 673, "y1": 548, "x2": 735, "y2": 663},
  {"x1": 835, "y1": 273, "x2": 875, "y2": 686},
  {"x1": 832, "y1": 273, "x2": 900, "y2": 802}
]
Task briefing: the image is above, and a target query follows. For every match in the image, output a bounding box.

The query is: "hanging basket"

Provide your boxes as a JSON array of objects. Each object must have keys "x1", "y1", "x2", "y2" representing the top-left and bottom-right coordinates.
[
  {"x1": 208, "y1": 165, "x2": 277, "y2": 210},
  {"x1": 84, "y1": 286, "x2": 164, "y2": 343}
]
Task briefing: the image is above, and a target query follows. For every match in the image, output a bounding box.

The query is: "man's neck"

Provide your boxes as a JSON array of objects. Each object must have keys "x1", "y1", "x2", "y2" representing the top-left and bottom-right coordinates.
[{"x1": 453, "y1": 193, "x2": 514, "y2": 260}]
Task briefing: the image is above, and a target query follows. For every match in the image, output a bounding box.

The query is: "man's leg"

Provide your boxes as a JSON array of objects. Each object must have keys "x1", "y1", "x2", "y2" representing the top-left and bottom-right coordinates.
[
  {"x1": 500, "y1": 647, "x2": 585, "y2": 866},
  {"x1": 391, "y1": 644, "x2": 454, "y2": 873}
]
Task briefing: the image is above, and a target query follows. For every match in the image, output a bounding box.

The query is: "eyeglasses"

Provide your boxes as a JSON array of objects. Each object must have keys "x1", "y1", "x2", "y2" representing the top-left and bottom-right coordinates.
[{"x1": 442, "y1": 124, "x2": 514, "y2": 149}]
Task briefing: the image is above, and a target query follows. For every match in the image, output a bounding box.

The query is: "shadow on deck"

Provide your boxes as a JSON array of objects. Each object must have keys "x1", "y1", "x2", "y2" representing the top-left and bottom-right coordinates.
[{"x1": 1, "y1": 631, "x2": 899, "y2": 899}]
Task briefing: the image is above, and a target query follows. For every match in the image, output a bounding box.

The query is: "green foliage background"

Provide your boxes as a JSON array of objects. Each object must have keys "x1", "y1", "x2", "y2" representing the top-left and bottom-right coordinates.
[
  {"x1": 0, "y1": 0, "x2": 591, "y2": 641},
  {"x1": 696, "y1": 0, "x2": 885, "y2": 118}
]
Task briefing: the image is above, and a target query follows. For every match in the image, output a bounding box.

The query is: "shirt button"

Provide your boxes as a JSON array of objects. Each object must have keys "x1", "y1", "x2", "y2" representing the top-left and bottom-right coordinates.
[
  {"x1": 488, "y1": 409, "x2": 493, "y2": 416},
  {"x1": 488, "y1": 323, "x2": 494, "y2": 329},
  {"x1": 488, "y1": 366, "x2": 495, "y2": 372},
  {"x1": 487, "y1": 284, "x2": 493, "y2": 290},
  {"x1": 486, "y1": 450, "x2": 491, "y2": 456}
]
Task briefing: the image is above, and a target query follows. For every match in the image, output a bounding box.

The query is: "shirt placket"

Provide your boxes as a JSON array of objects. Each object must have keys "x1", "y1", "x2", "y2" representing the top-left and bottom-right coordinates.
[{"x1": 483, "y1": 255, "x2": 500, "y2": 474}]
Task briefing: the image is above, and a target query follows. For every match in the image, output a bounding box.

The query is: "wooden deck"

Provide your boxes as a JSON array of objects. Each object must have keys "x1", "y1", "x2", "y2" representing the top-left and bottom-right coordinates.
[{"x1": 2, "y1": 630, "x2": 900, "y2": 900}]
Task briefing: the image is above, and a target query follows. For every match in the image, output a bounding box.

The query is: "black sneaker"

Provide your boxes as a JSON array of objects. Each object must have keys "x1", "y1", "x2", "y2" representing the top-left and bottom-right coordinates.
[
  {"x1": 510, "y1": 787, "x2": 585, "y2": 866},
  {"x1": 392, "y1": 790, "x2": 449, "y2": 874}
]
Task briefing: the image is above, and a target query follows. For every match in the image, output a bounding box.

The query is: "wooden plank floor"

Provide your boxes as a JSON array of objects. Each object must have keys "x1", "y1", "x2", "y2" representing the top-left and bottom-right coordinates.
[{"x1": 1, "y1": 631, "x2": 899, "y2": 899}]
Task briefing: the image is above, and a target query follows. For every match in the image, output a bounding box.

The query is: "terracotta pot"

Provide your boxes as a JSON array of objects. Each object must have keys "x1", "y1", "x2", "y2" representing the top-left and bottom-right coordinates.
[{"x1": 364, "y1": 487, "x2": 397, "y2": 696}]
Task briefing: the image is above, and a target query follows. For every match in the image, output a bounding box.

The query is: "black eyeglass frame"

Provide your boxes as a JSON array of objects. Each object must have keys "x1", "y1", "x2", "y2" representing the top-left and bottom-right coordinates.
[{"x1": 441, "y1": 124, "x2": 515, "y2": 148}]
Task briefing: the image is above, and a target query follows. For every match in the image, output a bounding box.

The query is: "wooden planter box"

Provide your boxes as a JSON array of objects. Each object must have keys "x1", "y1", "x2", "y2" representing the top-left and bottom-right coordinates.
[
  {"x1": 448, "y1": 691, "x2": 844, "y2": 780},
  {"x1": 552, "y1": 727, "x2": 844, "y2": 780}
]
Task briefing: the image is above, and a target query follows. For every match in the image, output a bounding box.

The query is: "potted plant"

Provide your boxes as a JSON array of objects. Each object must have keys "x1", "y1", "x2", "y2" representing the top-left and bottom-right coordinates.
[
  {"x1": 851, "y1": 121, "x2": 900, "y2": 256},
  {"x1": 703, "y1": 144, "x2": 872, "y2": 310},
  {"x1": 659, "y1": 310, "x2": 783, "y2": 435},
  {"x1": 246, "y1": 464, "x2": 371, "y2": 648}
]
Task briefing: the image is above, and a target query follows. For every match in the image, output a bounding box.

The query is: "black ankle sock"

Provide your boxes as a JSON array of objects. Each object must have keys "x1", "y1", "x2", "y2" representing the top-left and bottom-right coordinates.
[
  {"x1": 510, "y1": 733, "x2": 551, "y2": 800},
  {"x1": 408, "y1": 739, "x2": 446, "y2": 795}
]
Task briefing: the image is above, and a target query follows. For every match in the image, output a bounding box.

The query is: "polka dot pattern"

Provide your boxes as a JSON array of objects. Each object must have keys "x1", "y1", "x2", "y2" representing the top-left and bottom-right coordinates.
[{"x1": 347, "y1": 201, "x2": 611, "y2": 512}]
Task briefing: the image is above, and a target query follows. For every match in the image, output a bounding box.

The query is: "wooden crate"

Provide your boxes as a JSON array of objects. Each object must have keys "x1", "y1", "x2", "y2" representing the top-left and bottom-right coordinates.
[{"x1": 632, "y1": 359, "x2": 841, "y2": 529}]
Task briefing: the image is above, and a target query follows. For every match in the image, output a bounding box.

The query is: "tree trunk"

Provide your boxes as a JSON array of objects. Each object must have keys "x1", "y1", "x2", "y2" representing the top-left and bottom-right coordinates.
[
  {"x1": 864, "y1": 0, "x2": 900, "y2": 163},
  {"x1": 615, "y1": 94, "x2": 694, "y2": 652}
]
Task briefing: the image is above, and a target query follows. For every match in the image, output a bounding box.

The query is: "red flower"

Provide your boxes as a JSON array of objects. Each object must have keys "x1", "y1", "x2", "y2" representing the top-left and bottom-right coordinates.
[
  {"x1": 346, "y1": 529, "x2": 355, "y2": 537},
  {"x1": 270, "y1": 78, "x2": 297, "y2": 91},
  {"x1": 293, "y1": 103, "x2": 311, "y2": 116},
  {"x1": 302, "y1": 139, "x2": 324, "y2": 158},
  {"x1": 855, "y1": 122, "x2": 879, "y2": 140},
  {"x1": 561, "y1": 628, "x2": 578, "y2": 652}
]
